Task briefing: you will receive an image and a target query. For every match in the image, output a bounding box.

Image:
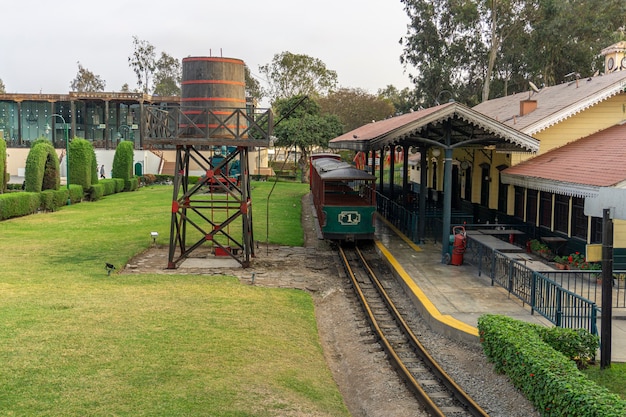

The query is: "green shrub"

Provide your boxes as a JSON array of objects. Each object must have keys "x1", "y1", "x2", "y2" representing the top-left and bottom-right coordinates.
[
  {"x1": 140, "y1": 174, "x2": 157, "y2": 186},
  {"x1": 537, "y1": 326, "x2": 599, "y2": 368},
  {"x1": 478, "y1": 314, "x2": 626, "y2": 416},
  {"x1": 155, "y1": 174, "x2": 173, "y2": 183},
  {"x1": 113, "y1": 178, "x2": 125, "y2": 193},
  {"x1": 68, "y1": 184, "x2": 84, "y2": 204},
  {"x1": 24, "y1": 139, "x2": 60, "y2": 192},
  {"x1": 88, "y1": 184, "x2": 104, "y2": 201},
  {"x1": 68, "y1": 138, "x2": 95, "y2": 191},
  {"x1": 90, "y1": 146, "x2": 99, "y2": 186},
  {"x1": 0, "y1": 138, "x2": 6, "y2": 193},
  {"x1": 98, "y1": 179, "x2": 117, "y2": 196},
  {"x1": 125, "y1": 177, "x2": 139, "y2": 192},
  {"x1": 0, "y1": 192, "x2": 40, "y2": 220},
  {"x1": 112, "y1": 141, "x2": 134, "y2": 184},
  {"x1": 40, "y1": 189, "x2": 68, "y2": 211}
]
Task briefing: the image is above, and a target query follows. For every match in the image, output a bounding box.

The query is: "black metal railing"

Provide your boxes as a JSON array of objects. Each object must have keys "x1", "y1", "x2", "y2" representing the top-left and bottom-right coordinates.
[{"x1": 465, "y1": 237, "x2": 600, "y2": 335}]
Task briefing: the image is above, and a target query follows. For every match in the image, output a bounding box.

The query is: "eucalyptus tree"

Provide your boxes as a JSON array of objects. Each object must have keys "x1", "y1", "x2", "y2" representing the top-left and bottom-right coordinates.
[
  {"x1": 317, "y1": 87, "x2": 395, "y2": 131},
  {"x1": 400, "y1": 0, "x2": 625, "y2": 104},
  {"x1": 128, "y1": 36, "x2": 156, "y2": 94},
  {"x1": 153, "y1": 52, "x2": 181, "y2": 96},
  {"x1": 70, "y1": 62, "x2": 106, "y2": 92}
]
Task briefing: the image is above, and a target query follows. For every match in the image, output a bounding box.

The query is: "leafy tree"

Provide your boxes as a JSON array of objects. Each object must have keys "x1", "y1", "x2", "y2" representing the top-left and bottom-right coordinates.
[
  {"x1": 400, "y1": 0, "x2": 486, "y2": 106},
  {"x1": 153, "y1": 52, "x2": 181, "y2": 96},
  {"x1": 378, "y1": 85, "x2": 420, "y2": 114},
  {"x1": 244, "y1": 64, "x2": 263, "y2": 104},
  {"x1": 273, "y1": 96, "x2": 343, "y2": 182},
  {"x1": 70, "y1": 62, "x2": 106, "y2": 92},
  {"x1": 400, "y1": 0, "x2": 625, "y2": 104},
  {"x1": 128, "y1": 36, "x2": 156, "y2": 94},
  {"x1": 317, "y1": 88, "x2": 395, "y2": 131},
  {"x1": 0, "y1": 78, "x2": 5, "y2": 94},
  {"x1": 120, "y1": 83, "x2": 131, "y2": 92},
  {"x1": 259, "y1": 52, "x2": 338, "y2": 104}
]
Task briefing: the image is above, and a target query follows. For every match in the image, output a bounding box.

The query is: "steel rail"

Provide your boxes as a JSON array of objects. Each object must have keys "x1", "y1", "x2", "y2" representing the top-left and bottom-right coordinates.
[{"x1": 339, "y1": 245, "x2": 490, "y2": 417}]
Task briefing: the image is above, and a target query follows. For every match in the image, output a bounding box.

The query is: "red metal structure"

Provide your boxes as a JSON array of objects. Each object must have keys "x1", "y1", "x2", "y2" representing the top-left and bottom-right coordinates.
[{"x1": 143, "y1": 56, "x2": 273, "y2": 268}]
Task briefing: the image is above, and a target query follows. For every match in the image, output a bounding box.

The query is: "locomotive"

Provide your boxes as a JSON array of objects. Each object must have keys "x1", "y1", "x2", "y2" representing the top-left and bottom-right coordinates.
[{"x1": 310, "y1": 154, "x2": 377, "y2": 241}]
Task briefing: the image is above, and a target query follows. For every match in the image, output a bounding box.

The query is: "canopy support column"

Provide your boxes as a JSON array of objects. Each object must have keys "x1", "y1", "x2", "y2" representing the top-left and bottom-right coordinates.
[{"x1": 441, "y1": 124, "x2": 453, "y2": 262}]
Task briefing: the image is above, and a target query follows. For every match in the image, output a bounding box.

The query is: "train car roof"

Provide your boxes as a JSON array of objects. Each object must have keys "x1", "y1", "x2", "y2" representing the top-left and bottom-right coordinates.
[{"x1": 312, "y1": 158, "x2": 376, "y2": 181}]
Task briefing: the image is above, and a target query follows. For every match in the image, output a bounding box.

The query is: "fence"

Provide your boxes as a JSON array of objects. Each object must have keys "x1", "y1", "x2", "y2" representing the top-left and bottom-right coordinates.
[{"x1": 465, "y1": 236, "x2": 600, "y2": 335}]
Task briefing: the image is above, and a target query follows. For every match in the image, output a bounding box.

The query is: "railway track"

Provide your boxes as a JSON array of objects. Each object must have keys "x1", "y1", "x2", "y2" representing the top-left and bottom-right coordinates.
[{"x1": 338, "y1": 244, "x2": 490, "y2": 417}]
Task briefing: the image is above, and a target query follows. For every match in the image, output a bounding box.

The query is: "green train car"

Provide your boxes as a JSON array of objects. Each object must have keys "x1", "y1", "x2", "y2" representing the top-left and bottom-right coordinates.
[{"x1": 310, "y1": 155, "x2": 377, "y2": 241}]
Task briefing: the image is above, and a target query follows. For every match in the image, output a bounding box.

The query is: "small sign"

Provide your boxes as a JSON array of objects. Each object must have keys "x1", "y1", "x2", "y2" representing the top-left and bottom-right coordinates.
[
  {"x1": 338, "y1": 211, "x2": 361, "y2": 225},
  {"x1": 584, "y1": 187, "x2": 626, "y2": 220}
]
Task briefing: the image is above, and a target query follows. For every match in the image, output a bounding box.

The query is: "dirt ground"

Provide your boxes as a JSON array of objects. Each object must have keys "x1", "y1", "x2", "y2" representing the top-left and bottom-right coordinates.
[{"x1": 123, "y1": 194, "x2": 424, "y2": 416}]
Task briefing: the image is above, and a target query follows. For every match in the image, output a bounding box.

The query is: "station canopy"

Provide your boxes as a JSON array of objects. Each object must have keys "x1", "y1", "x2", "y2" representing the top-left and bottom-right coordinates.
[{"x1": 329, "y1": 102, "x2": 539, "y2": 153}]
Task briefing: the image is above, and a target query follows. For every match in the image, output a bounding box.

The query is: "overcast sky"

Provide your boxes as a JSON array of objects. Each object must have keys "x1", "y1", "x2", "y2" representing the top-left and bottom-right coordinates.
[{"x1": 1, "y1": 0, "x2": 413, "y2": 100}]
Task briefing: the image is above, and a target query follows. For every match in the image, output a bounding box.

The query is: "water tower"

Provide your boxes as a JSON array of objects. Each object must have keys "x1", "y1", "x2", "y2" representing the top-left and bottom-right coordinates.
[{"x1": 144, "y1": 56, "x2": 273, "y2": 268}]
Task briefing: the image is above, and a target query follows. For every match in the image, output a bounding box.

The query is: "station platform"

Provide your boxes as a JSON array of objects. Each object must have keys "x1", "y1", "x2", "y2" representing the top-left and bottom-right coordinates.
[{"x1": 373, "y1": 216, "x2": 626, "y2": 363}]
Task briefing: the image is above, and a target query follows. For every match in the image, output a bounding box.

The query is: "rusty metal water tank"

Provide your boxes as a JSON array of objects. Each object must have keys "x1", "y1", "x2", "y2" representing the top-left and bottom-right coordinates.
[{"x1": 180, "y1": 56, "x2": 247, "y2": 138}]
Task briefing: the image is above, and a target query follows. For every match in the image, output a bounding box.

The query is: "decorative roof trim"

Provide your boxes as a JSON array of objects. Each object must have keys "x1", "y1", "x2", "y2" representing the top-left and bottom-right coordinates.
[
  {"x1": 373, "y1": 103, "x2": 539, "y2": 152},
  {"x1": 501, "y1": 173, "x2": 599, "y2": 198},
  {"x1": 524, "y1": 80, "x2": 626, "y2": 135}
]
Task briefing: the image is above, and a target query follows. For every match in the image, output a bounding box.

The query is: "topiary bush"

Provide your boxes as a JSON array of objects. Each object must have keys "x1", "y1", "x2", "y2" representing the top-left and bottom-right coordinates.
[
  {"x1": 24, "y1": 139, "x2": 60, "y2": 193},
  {"x1": 478, "y1": 314, "x2": 626, "y2": 416},
  {"x1": 112, "y1": 141, "x2": 134, "y2": 190},
  {"x1": 68, "y1": 138, "x2": 95, "y2": 191},
  {"x1": 90, "y1": 146, "x2": 99, "y2": 186},
  {"x1": 0, "y1": 137, "x2": 6, "y2": 193}
]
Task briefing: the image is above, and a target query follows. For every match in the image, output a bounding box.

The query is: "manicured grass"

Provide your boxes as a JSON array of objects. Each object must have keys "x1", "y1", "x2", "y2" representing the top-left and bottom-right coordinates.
[
  {"x1": 0, "y1": 183, "x2": 349, "y2": 416},
  {"x1": 582, "y1": 362, "x2": 626, "y2": 400}
]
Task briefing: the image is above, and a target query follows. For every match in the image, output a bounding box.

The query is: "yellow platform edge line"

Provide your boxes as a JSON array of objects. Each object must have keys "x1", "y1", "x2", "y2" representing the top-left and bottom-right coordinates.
[
  {"x1": 375, "y1": 213, "x2": 422, "y2": 252},
  {"x1": 374, "y1": 239, "x2": 479, "y2": 338}
]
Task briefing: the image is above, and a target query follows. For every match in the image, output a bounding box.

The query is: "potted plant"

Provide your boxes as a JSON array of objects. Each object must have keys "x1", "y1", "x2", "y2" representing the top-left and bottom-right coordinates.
[
  {"x1": 529, "y1": 239, "x2": 552, "y2": 259},
  {"x1": 553, "y1": 255, "x2": 569, "y2": 270},
  {"x1": 566, "y1": 252, "x2": 585, "y2": 269}
]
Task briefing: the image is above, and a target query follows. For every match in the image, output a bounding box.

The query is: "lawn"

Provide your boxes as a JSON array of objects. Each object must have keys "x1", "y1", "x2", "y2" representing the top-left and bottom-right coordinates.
[{"x1": 0, "y1": 182, "x2": 349, "y2": 416}]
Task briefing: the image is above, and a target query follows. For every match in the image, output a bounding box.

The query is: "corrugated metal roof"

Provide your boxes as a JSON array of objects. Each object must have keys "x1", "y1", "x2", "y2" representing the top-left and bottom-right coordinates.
[
  {"x1": 501, "y1": 122, "x2": 626, "y2": 197},
  {"x1": 473, "y1": 70, "x2": 626, "y2": 135},
  {"x1": 329, "y1": 102, "x2": 539, "y2": 153},
  {"x1": 312, "y1": 158, "x2": 376, "y2": 181}
]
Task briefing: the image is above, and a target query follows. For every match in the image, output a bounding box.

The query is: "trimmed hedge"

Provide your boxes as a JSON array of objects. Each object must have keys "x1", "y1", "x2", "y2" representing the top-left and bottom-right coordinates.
[
  {"x1": 126, "y1": 177, "x2": 139, "y2": 192},
  {"x1": 68, "y1": 184, "x2": 84, "y2": 204},
  {"x1": 88, "y1": 184, "x2": 104, "y2": 201},
  {"x1": 40, "y1": 189, "x2": 69, "y2": 211},
  {"x1": 478, "y1": 314, "x2": 626, "y2": 416},
  {"x1": 0, "y1": 192, "x2": 41, "y2": 220},
  {"x1": 98, "y1": 179, "x2": 117, "y2": 196},
  {"x1": 113, "y1": 178, "x2": 125, "y2": 193}
]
